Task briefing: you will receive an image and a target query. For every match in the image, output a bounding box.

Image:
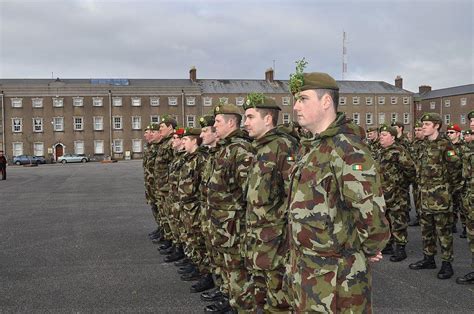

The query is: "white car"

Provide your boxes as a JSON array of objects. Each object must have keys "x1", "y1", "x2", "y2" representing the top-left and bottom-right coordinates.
[{"x1": 57, "y1": 154, "x2": 89, "y2": 164}]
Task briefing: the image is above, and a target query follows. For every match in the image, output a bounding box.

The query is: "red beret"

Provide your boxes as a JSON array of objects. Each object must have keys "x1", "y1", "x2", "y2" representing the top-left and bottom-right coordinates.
[{"x1": 447, "y1": 124, "x2": 461, "y2": 132}]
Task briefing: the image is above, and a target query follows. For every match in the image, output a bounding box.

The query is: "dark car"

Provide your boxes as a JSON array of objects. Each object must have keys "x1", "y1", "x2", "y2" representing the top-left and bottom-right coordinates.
[{"x1": 13, "y1": 155, "x2": 46, "y2": 165}]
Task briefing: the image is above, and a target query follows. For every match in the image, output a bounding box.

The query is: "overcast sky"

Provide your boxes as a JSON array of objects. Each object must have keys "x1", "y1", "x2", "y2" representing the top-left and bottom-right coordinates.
[{"x1": 0, "y1": 0, "x2": 472, "y2": 92}]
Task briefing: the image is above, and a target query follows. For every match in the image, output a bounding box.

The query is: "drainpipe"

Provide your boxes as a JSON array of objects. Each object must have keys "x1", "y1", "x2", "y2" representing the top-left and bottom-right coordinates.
[
  {"x1": 1, "y1": 91, "x2": 5, "y2": 153},
  {"x1": 108, "y1": 90, "x2": 113, "y2": 158},
  {"x1": 181, "y1": 89, "x2": 185, "y2": 126}
]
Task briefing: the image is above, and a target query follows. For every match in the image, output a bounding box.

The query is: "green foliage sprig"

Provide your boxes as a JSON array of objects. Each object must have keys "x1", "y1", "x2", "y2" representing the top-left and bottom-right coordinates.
[{"x1": 289, "y1": 58, "x2": 308, "y2": 95}]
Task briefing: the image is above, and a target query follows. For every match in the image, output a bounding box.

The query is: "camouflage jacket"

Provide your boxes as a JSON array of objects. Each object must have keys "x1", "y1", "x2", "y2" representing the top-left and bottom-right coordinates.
[
  {"x1": 143, "y1": 142, "x2": 159, "y2": 204},
  {"x1": 200, "y1": 145, "x2": 219, "y2": 213},
  {"x1": 179, "y1": 149, "x2": 205, "y2": 213},
  {"x1": 368, "y1": 139, "x2": 382, "y2": 161},
  {"x1": 377, "y1": 144, "x2": 416, "y2": 210},
  {"x1": 396, "y1": 134, "x2": 411, "y2": 153},
  {"x1": 288, "y1": 113, "x2": 390, "y2": 258},
  {"x1": 154, "y1": 135, "x2": 174, "y2": 195},
  {"x1": 168, "y1": 150, "x2": 187, "y2": 202},
  {"x1": 461, "y1": 141, "x2": 474, "y2": 210},
  {"x1": 244, "y1": 128, "x2": 298, "y2": 270},
  {"x1": 418, "y1": 134, "x2": 462, "y2": 212}
]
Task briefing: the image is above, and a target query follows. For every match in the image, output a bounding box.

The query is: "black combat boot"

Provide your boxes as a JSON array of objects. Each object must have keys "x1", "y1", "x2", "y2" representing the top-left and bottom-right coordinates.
[
  {"x1": 437, "y1": 261, "x2": 454, "y2": 279},
  {"x1": 390, "y1": 245, "x2": 407, "y2": 262},
  {"x1": 460, "y1": 227, "x2": 467, "y2": 239},
  {"x1": 204, "y1": 296, "x2": 231, "y2": 313},
  {"x1": 181, "y1": 268, "x2": 202, "y2": 281},
  {"x1": 190, "y1": 273, "x2": 215, "y2": 293},
  {"x1": 456, "y1": 271, "x2": 474, "y2": 285},
  {"x1": 174, "y1": 257, "x2": 191, "y2": 267},
  {"x1": 381, "y1": 243, "x2": 394, "y2": 255},
  {"x1": 148, "y1": 228, "x2": 160, "y2": 238},
  {"x1": 151, "y1": 232, "x2": 165, "y2": 244},
  {"x1": 409, "y1": 254, "x2": 437, "y2": 270},
  {"x1": 158, "y1": 240, "x2": 172, "y2": 250},
  {"x1": 177, "y1": 264, "x2": 196, "y2": 274},
  {"x1": 159, "y1": 243, "x2": 175, "y2": 255},
  {"x1": 201, "y1": 288, "x2": 224, "y2": 302},
  {"x1": 164, "y1": 245, "x2": 185, "y2": 263}
]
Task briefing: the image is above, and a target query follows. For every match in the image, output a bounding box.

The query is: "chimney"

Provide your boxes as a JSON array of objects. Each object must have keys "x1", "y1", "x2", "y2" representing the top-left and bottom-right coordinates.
[
  {"x1": 189, "y1": 66, "x2": 197, "y2": 82},
  {"x1": 265, "y1": 68, "x2": 274, "y2": 82},
  {"x1": 395, "y1": 75, "x2": 403, "y2": 89},
  {"x1": 419, "y1": 85, "x2": 432, "y2": 94}
]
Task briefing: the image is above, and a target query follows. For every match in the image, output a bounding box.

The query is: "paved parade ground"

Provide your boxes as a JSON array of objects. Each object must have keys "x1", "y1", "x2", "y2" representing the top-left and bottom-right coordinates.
[{"x1": 0, "y1": 161, "x2": 472, "y2": 313}]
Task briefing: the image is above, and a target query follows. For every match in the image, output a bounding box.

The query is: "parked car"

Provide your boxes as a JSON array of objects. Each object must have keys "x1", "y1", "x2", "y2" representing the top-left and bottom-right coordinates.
[
  {"x1": 57, "y1": 154, "x2": 89, "y2": 164},
  {"x1": 13, "y1": 155, "x2": 46, "y2": 165}
]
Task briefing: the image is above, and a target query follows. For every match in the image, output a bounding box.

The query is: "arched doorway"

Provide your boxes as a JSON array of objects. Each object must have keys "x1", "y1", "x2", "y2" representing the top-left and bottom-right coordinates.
[{"x1": 54, "y1": 143, "x2": 64, "y2": 161}]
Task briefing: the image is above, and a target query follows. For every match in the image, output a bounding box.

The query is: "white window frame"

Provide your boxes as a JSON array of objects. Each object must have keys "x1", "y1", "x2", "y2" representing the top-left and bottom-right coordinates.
[
  {"x1": 444, "y1": 99, "x2": 451, "y2": 107},
  {"x1": 460, "y1": 114, "x2": 466, "y2": 124},
  {"x1": 282, "y1": 113, "x2": 291, "y2": 124},
  {"x1": 113, "y1": 116, "x2": 123, "y2": 130},
  {"x1": 444, "y1": 114, "x2": 451, "y2": 125},
  {"x1": 378, "y1": 96, "x2": 385, "y2": 105},
  {"x1": 460, "y1": 98, "x2": 467, "y2": 106},
  {"x1": 94, "y1": 140, "x2": 104, "y2": 154},
  {"x1": 403, "y1": 96, "x2": 410, "y2": 105},
  {"x1": 73, "y1": 116, "x2": 84, "y2": 131},
  {"x1": 235, "y1": 97, "x2": 244, "y2": 106},
  {"x1": 416, "y1": 103, "x2": 422, "y2": 111},
  {"x1": 282, "y1": 97, "x2": 290, "y2": 106},
  {"x1": 12, "y1": 142, "x2": 23, "y2": 156},
  {"x1": 186, "y1": 97, "x2": 196, "y2": 106},
  {"x1": 53, "y1": 117, "x2": 64, "y2": 131},
  {"x1": 73, "y1": 97, "x2": 84, "y2": 107},
  {"x1": 352, "y1": 96, "x2": 360, "y2": 105},
  {"x1": 74, "y1": 140, "x2": 84, "y2": 155},
  {"x1": 352, "y1": 113, "x2": 360, "y2": 125},
  {"x1": 132, "y1": 116, "x2": 142, "y2": 130},
  {"x1": 131, "y1": 97, "x2": 141, "y2": 107},
  {"x1": 403, "y1": 113, "x2": 410, "y2": 125},
  {"x1": 391, "y1": 113, "x2": 398, "y2": 124},
  {"x1": 132, "y1": 139, "x2": 142, "y2": 153},
  {"x1": 365, "y1": 113, "x2": 373, "y2": 125},
  {"x1": 150, "y1": 115, "x2": 160, "y2": 123},
  {"x1": 391, "y1": 96, "x2": 398, "y2": 105},
  {"x1": 12, "y1": 118, "x2": 22, "y2": 132},
  {"x1": 32, "y1": 98, "x2": 43, "y2": 108},
  {"x1": 366, "y1": 97, "x2": 373, "y2": 105},
  {"x1": 378, "y1": 112, "x2": 385, "y2": 124},
  {"x1": 93, "y1": 116, "x2": 104, "y2": 131},
  {"x1": 203, "y1": 97, "x2": 212, "y2": 107},
  {"x1": 33, "y1": 117, "x2": 43, "y2": 132},
  {"x1": 11, "y1": 98, "x2": 23, "y2": 108},
  {"x1": 112, "y1": 97, "x2": 122, "y2": 107},
  {"x1": 186, "y1": 115, "x2": 196, "y2": 127},
  {"x1": 219, "y1": 97, "x2": 228, "y2": 105},
  {"x1": 150, "y1": 97, "x2": 160, "y2": 107},
  {"x1": 430, "y1": 101, "x2": 436, "y2": 109},
  {"x1": 33, "y1": 142, "x2": 44, "y2": 157},
  {"x1": 113, "y1": 139, "x2": 123, "y2": 153},
  {"x1": 53, "y1": 97, "x2": 64, "y2": 107},
  {"x1": 339, "y1": 97, "x2": 346, "y2": 106},
  {"x1": 93, "y1": 97, "x2": 104, "y2": 107},
  {"x1": 168, "y1": 97, "x2": 178, "y2": 106}
]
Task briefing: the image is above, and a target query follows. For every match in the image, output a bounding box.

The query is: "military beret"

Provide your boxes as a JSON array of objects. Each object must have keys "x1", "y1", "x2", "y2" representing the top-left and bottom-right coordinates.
[
  {"x1": 145, "y1": 123, "x2": 160, "y2": 131},
  {"x1": 463, "y1": 129, "x2": 473, "y2": 135},
  {"x1": 298, "y1": 72, "x2": 339, "y2": 94},
  {"x1": 213, "y1": 103, "x2": 242, "y2": 116},
  {"x1": 379, "y1": 124, "x2": 397, "y2": 137},
  {"x1": 468, "y1": 111, "x2": 474, "y2": 120},
  {"x1": 414, "y1": 121, "x2": 422, "y2": 128},
  {"x1": 420, "y1": 112, "x2": 442, "y2": 123},
  {"x1": 391, "y1": 121, "x2": 404, "y2": 128},
  {"x1": 243, "y1": 93, "x2": 281, "y2": 111},
  {"x1": 161, "y1": 115, "x2": 177, "y2": 127},
  {"x1": 447, "y1": 124, "x2": 461, "y2": 132},
  {"x1": 183, "y1": 127, "x2": 202, "y2": 137},
  {"x1": 366, "y1": 126, "x2": 378, "y2": 132},
  {"x1": 174, "y1": 127, "x2": 185, "y2": 137},
  {"x1": 199, "y1": 115, "x2": 215, "y2": 128}
]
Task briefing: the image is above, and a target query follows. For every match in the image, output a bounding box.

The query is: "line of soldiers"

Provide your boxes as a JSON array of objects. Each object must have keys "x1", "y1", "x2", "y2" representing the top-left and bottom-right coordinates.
[{"x1": 365, "y1": 112, "x2": 474, "y2": 284}]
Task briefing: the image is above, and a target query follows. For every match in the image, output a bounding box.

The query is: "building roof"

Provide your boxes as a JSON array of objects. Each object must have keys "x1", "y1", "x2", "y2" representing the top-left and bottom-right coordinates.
[
  {"x1": 337, "y1": 80, "x2": 412, "y2": 94},
  {"x1": 414, "y1": 84, "x2": 474, "y2": 99},
  {"x1": 197, "y1": 79, "x2": 288, "y2": 94}
]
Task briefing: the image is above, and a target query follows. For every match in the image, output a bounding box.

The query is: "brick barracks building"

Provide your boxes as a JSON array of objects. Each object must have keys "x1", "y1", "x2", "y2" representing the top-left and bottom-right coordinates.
[{"x1": 1, "y1": 68, "x2": 468, "y2": 162}]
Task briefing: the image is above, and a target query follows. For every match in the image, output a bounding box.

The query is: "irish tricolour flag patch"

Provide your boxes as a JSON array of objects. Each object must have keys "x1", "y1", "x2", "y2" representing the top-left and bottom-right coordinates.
[
  {"x1": 447, "y1": 150, "x2": 456, "y2": 157},
  {"x1": 352, "y1": 164, "x2": 363, "y2": 171}
]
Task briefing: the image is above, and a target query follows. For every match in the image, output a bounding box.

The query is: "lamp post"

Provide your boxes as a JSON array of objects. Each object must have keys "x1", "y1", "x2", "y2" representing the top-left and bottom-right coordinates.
[
  {"x1": 1, "y1": 91, "x2": 5, "y2": 153},
  {"x1": 108, "y1": 90, "x2": 113, "y2": 159}
]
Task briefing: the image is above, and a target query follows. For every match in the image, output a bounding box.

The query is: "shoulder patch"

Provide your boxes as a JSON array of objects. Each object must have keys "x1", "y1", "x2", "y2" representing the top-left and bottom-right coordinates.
[{"x1": 352, "y1": 164, "x2": 363, "y2": 171}]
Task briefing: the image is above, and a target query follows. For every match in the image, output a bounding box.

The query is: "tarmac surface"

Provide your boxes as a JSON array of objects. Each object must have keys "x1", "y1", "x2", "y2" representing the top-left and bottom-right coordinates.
[{"x1": 0, "y1": 160, "x2": 472, "y2": 313}]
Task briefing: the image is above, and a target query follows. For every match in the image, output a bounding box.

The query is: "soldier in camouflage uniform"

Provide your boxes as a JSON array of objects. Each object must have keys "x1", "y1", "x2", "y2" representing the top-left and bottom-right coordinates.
[
  {"x1": 408, "y1": 122, "x2": 425, "y2": 227},
  {"x1": 378, "y1": 125, "x2": 416, "y2": 262},
  {"x1": 409, "y1": 113, "x2": 462, "y2": 280},
  {"x1": 204, "y1": 104, "x2": 253, "y2": 313},
  {"x1": 285, "y1": 72, "x2": 390, "y2": 313},
  {"x1": 242, "y1": 93, "x2": 298, "y2": 312},
  {"x1": 366, "y1": 126, "x2": 382, "y2": 161},
  {"x1": 456, "y1": 112, "x2": 474, "y2": 284}
]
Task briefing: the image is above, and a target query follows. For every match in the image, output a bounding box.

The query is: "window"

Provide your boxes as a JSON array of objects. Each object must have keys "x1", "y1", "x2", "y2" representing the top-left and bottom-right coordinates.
[
  {"x1": 403, "y1": 113, "x2": 410, "y2": 125},
  {"x1": 150, "y1": 97, "x2": 160, "y2": 107},
  {"x1": 282, "y1": 113, "x2": 291, "y2": 124},
  {"x1": 150, "y1": 115, "x2": 160, "y2": 123},
  {"x1": 391, "y1": 113, "x2": 398, "y2": 124},
  {"x1": 461, "y1": 114, "x2": 466, "y2": 124},
  {"x1": 168, "y1": 97, "x2": 178, "y2": 106},
  {"x1": 352, "y1": 113, "x2": 360, "y2": 125},
  {"x1": 235, "y1": 97, "x2": 244, "y2": 106},
  {"x1": 11, "y1": 98, "x2": 23, "y2": 108},
  {"x1": 94, "y1": 140, "x2": 104, "y2": 154},
  {"x1": 12, "y1": 142, "x2": 23, "y2": 156},
  {"x1": 186, "y1": 115, "x2": 195, "y2": 127},
  {"x1": 378, "y1": 113, "x2": 385, "y2": 124},
  {"x1": 339, "y1": 97, "x2": 346, "y2": 106},
  {"x1": 444, "y1": 99, "x2": 451, "y2": 107},
  {"x1": 34, "y1": 142, "x2": 44, "y2": 156},
  {"x1": 53, "y1": 97, "x2": 64, "y2": 107},
  {"x1": 113, "y1": 116, "x2": 122, "y2": 130},
  {"x1": 113, "y1": 139, "x2": 123, "y2": 153},
  {"x1": 112, "y1": 97, "x2": 122, "y2": 107},
  {"x1": 93, "y1": 116, "x2": 103, "y2": 131},
  {"x1": 93, "y1": 97, "x2": 104, "y2": 107},
  {"x1": 203, "y1": 97, "x2": 212, "y2": 107},
  {"x1": 131, "y1": 97, "x2": 141, "y2": 107},
  {"x1": 366, "y1": 97, "x2": 373, "y2": 105},
  {"x1": 132, "y1": 116, "x2": 142, "y2": 130},
  {"x1": 282, "y1": 97, "x2": 290, "y2": 106},
  {"x1": 460, "y1": 98, "x2": 467, "y2": 106},
  {"x1": 377, "y1": 96, "x2": 385, "y2": 105},
  {"x1": 32, "y1": 98, "x2": 43, "y2": 108},
  {"x1": 73, "y1": 117, "x2": 84, "y2": 131},
  {"x1": 391, "y1": 97, "x2": 398, "y2": 105},
  {"x1": 186, "y1": 97, "x2": 196, "y2": 106},
  {"x1": 53, "y1": 117, "x2": 64, "y2": 131},
  {"x1": 33, "y1": 118, "x2": 43, "y2": 132},
  {"x1": 132, "y1": 139, "x2": 142, "y2": 153},
  {"x1": 366, "y1": 113, "x2": 373, "y2": 125},
  {"x1": 352, "y1": 97, "x2": 360, "y2": 105},
  {"x1": 73, "y1": 97, "x2": 84, "y2": 107},
  {"x1": 219, "y1": 97, "x2": 228, "y2": 105},
  {"x1": 444, "y1": 114, "x2": 451, "y2": 125},
  {"x1": 416, "y1": 103, "x2": 422, "y2": 111},
  {"x1": 12, "y1": 118, "x2": 22, "y2": 132},
  {"x1": 74, "y1": 141, "x2": 84, "y2": 155},
  {"x1": 430, "y1": 101, "x2": 436, "y2": 109},
  {"x1": 403, "y1": 97, "x2": 410, "y2": 105}
]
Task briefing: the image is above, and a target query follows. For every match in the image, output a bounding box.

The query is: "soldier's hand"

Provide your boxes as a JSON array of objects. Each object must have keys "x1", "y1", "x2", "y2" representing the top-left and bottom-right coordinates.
[{"x1": 368, "y1": 251, "x2": 383, "y2": 263}]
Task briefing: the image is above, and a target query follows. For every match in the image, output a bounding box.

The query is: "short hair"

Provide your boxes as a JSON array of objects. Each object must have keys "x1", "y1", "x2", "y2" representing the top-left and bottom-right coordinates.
[
  {"x1": 222, "y1": 114, "x2": 242, "y2": 127},
  {"x1": 256, "y1": 108, "x2": 279, "y2": 127},
  {"x1": 188, "y1": 135, "x2": 202, "y2": 146},
  {"x1": 315, "y1": 89, "x2": 339, "y2": 111},
  {"x1": 161, "y1": 120, "x2": 177, "y2": 129}
]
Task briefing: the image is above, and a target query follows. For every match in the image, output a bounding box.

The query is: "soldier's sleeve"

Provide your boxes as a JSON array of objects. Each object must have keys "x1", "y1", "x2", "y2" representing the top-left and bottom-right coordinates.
[
  {"x1": 444, "y1": 142, "x2": 463, "y2": 192},
  {"x1": 338, "y1": 146, "x2": 390, "y2": 257},
  {"x1": 234, "y1": 143, "x2": 253, "y2": 189},
  {"x1": 399, "y1": 148, "x2": 416, "y2": 180}
]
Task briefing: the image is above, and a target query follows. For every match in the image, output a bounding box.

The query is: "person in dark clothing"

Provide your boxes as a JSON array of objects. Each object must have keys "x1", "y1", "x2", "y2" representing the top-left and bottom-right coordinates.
[{"x1": 0, "y1": 150, "x2": 7, "y2": 180}]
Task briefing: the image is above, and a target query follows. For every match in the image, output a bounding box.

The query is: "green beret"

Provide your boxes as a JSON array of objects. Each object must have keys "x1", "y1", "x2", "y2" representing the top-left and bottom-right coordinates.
[
  {"x1": 366, "y1": 126, "x2": 378, "y2": 132},
  {"x1": 213, "y1": 103, "x2": 242, "y2": 116},
  {"x1": 199, "y1": 115, "x2": 215, "y2": 128},
  {"x1": 145, "y1": 123, "x2": 160, "y2": 131},
  {"x1": 468, "y1": 111, "x2": 474, "y2": 120},
  {"x1": 299, "y1": 72, "x2": 339, "y2": 94},
  {"x1": 420, "y1": 112, "x2": 442, "y2": 123},
  {"x1": 414, "y1": 121, "x2": 422, "y2": 128},
  {"x1": 161, "y1": 115, "x2": 177, "y2": 128},
  {"x1": 463, "y1": 129, "x2": 473, "y2": 135},
  {"x1": 183, "y1": 127, "x2": 202, "y2": 137},
  {"x1": 379, "y1": 124, "x2": 397, "y2": 137},
  {"x1": 243, "y1": 93, "x2": 281, "y2": 111},
  {"x1": 391, "y1": 121, "x2": 403, "y2": 128}
]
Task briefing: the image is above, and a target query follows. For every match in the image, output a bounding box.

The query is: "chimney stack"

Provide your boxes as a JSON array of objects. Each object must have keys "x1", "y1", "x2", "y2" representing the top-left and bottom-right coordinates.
[
  {"x1": 265, "y1": 68, "x2": 274, "y2": 82},
  {"x1": 419, "y1": 85, "x2": 432, "y2": 94},
  {"x1": 395, "y1": 75, "x2": 403, "y2": 89},
  {"x1": 189, "y1": 66, "x2": 197, "y2": 82}
]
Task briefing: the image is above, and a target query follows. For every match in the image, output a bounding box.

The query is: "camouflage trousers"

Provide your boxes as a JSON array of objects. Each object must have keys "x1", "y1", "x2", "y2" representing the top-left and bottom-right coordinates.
[
  {"x1": 284, "y1": 250, "x2": 372, "y2": 313},
  {"x1": 221, "y1": 250, "x2": 253, "y2": 312},
  {"x1": 156, "y1": 193, "x2": 172, "y2": 240},
  {"x1": 463, "y1": 191, "x2": 474, "y2": 267},
  {"x1": 386, "y1": 209, "x2": 408, "y2": 245},
  {"x1": 168, "y1": 198, "x2": 182, "y2": 244},
  {"x1": 413, "y1": 183, "x2": 421, "y2": 219},
  {"x1": 420, "y1": 211, "x2": 454, "y2": 262},
  {"x1": 180, "y1": 204, "x2": 203, "y2": 263},
  {"x1": 452, "y1": 191, "x2": 466, "y2": 227}
]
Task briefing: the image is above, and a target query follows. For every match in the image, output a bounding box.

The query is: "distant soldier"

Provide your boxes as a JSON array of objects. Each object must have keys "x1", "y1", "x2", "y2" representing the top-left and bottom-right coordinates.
[
  {"x1": 392, "y1": 121, "x2": 412, "y2": 223},
  {"x1": 392, "y1": 121, "x2": 411, "y2": 151},
  {"x1": 378, "y1": 125, "x2": 415, "y2": 262},
  {"x1": 366, "y1": 126, "x2": 381, "y2": 161},
  {"x1": 0, "y1": 150, "x2": 7, "y2": 180},
  {"x1": 409, "y1": 113, "x2": 462, "y2": 280},
  {"x1": 242, "y1": 93, "x2": 298, "y2": 312},
  {"x1": 285, "y1": 71, "x2": 390, "y2": 313},
  {"x1": 409, "y1": 121, "x2": 425, "y2": 227}
]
